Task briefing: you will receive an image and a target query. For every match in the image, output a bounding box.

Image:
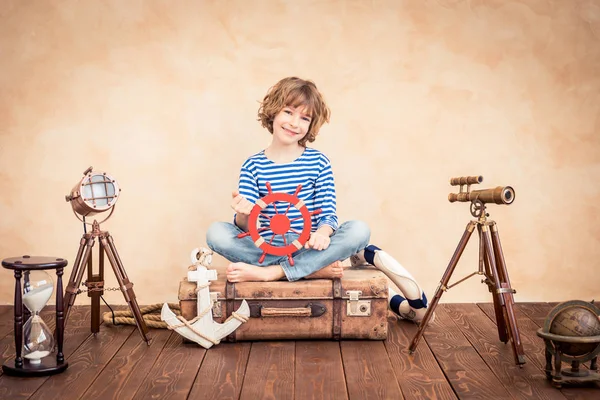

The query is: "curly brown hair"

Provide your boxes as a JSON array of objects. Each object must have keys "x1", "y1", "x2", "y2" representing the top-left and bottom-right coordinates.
[{"x1": 258, "y1": 77, "x2": 331, "y2": 147}]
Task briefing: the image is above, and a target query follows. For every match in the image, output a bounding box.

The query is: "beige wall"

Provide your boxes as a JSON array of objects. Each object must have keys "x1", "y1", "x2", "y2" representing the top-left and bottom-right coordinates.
[{"x1": 1, "y1": 0, "x2": 599, "y2": 306}]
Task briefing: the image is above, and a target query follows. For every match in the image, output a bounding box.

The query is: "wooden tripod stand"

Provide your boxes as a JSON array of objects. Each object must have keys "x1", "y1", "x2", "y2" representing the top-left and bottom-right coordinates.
[
  {"x1": 63, "y1": 220, "x2": 151, "y2": 344},
  {"x1": 408, "y1": 200, "x2": 525, "y2": 366}
]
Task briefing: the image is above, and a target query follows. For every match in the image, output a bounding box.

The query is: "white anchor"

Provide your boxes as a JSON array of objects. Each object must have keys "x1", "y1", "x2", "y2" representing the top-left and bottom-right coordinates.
[{"x1": 161, "y1": 247, "x2": 250, "y2": 349}]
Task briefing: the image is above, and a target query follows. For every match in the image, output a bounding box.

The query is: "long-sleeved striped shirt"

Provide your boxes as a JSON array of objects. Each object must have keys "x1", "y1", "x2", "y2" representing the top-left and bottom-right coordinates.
[{"x1": 237, "y1": 147, "x2": 338, "y2": 244}]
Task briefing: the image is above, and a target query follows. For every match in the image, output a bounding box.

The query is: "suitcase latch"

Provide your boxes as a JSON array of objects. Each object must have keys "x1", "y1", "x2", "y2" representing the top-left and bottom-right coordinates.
[
  {"x1": 346, "y1": 290, "x2": 371, "y2": 316},
  {"x1": 210, "y1": 292, "x2": 222, "y2": 318}
]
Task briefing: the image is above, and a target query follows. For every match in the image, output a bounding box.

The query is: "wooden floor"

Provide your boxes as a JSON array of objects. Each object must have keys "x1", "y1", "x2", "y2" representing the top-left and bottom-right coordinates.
[{"x1": 0, "y1": 303, "x2": 598, "y2": 399}]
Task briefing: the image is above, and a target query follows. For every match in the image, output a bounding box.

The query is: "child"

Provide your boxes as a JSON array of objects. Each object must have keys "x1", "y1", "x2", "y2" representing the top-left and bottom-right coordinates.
[{"x1": 206, "y1": 77, "x2": 370, "y2": 282}]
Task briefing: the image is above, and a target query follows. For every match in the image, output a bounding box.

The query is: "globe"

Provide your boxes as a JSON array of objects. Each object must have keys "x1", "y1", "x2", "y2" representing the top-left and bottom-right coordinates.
[{"x1": 546, "y1": 301, "x2": 600, "y2": 357}]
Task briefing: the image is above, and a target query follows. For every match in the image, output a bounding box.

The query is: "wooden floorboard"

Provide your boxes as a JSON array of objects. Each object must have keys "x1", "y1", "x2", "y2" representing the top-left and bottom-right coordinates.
[
  {"x1": 341, "y1": 340, "x2": 403, "y2": 399},
  {"x1": 478, "y1": 302, "x2": 562, "y2": 374},
  {"x1": 423, "y1": 305, "x2": 515, "y2": 399},
  {"x1": 29, "y1": 325, "x2": 135, "y2": 400},
  {"x1": 445, "y1": 303, "x2": 565, "y2": 400},
  {"x1": 132, "y1": 331, "x2": 206, "y2": 399},
  {"x1": 188, "y1": 341, "x2": 251, "y2": 400},
  {"x1": 384, "y1": 315, "x2": 457, "y2": 400},
  {"x1": 0, "y1": 307, "x2": 13, "y2": 340},
  {"x1": 239, "y1": 341, "x2": 295, "y2": 400},
  {"x1": 295, "y1": 341, "x2": 347, "y2": 400},
  {"x1": 81, "y1": 328, "x2": 173, "y2": 400},
  {"x1": 0, "y1": 304, "x2": 598, "y2": 399}
]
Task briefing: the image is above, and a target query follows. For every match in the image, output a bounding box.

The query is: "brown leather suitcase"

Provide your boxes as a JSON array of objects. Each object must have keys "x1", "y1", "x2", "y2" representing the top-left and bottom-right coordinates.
[{"x1": 178, "y1": 265, "x2": 388, "y2": 341}]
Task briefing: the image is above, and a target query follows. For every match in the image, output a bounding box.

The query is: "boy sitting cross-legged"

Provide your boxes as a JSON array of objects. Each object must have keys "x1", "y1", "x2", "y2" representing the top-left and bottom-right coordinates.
[{"x1": 206, "y1": 77, "x2": 370, "y2": 283}]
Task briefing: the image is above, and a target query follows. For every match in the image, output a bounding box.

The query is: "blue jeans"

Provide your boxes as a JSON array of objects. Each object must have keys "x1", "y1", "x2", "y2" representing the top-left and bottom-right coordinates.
[{"x1": 206, "y1": 220, "x2": 371, "y2": 281}]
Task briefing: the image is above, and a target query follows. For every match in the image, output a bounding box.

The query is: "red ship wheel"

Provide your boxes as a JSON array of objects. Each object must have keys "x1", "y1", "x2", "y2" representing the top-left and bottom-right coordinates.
[{"x1": 237, "y1": 182, "x2": 322, "y2": 266}]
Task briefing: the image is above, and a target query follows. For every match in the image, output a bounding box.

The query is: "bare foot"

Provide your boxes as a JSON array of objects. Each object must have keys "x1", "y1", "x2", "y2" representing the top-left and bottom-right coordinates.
[
  {"x1": 305, "y1": 261, "x2": 344, "y2": 280},
  {"x1": 226, "y1": 262, "x2": 286, "y2": 283}
]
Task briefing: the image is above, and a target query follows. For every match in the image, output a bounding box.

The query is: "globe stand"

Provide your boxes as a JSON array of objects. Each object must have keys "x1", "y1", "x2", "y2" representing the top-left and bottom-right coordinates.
[
  {"x1": 536, "y1": 300, "x2": 600, "y2": 388},
  {"x1": 408, "y1": 200, "x2": 526, "y2": 366},
  {"x1": 62, "y1": 220, "x2": 151, "y2": 344}
]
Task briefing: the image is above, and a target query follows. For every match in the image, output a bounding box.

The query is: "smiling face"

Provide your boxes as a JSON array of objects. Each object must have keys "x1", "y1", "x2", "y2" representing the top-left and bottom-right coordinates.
[
  {"x1": 258, "y1": 77, "x2": 331, "y2": 147},
  {"x1": 271, "y1": 105, "x2": 313, "y2": 147}
]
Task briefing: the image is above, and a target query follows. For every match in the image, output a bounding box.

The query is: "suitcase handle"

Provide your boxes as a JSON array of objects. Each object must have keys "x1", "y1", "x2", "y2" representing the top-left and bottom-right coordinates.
[
  {"x1": 248, "y1": 302, "x2": 326, "y2": 318},
  {"x1": 262, "y1": 307, "x2": 311, "y2": 317}
]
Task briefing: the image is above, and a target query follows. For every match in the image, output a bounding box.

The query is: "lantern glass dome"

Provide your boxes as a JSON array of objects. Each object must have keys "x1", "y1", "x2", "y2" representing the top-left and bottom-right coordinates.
[
  {"x1": 66, "y1": 167, "x2": 120, "y2": 218},
  {"x1": 81, "y1": 174, "x2": 117, "y2": 208}
]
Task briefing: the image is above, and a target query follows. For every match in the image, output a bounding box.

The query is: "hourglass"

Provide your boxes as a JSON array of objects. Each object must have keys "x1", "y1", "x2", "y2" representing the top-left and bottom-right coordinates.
[
  {"x1": 2, "y1": 255, "x2": 68, "y2": 376},
  {"x1": 22, "y1": 271, "x2": 55, "y2": 364}
]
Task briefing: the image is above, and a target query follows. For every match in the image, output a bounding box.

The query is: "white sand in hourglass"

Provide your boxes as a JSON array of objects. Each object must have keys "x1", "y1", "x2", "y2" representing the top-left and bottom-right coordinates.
[
  {"x1": 23, "y1": 282, "x2": 53, "y2": 312},
  {"x1": 23, "y1": 282, "x2": 54, "y2": 363}
]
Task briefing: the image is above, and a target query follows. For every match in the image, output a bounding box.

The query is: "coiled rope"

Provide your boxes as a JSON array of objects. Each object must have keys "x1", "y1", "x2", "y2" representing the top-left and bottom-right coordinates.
[{"x1": 102, "y1": 303, "x2": 181, "y2": 329}]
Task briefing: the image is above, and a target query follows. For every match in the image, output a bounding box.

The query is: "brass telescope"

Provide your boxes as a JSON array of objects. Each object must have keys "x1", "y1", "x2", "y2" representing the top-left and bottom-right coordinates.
[
  {"x1": 447, "y1": 175, "x2": 515, "y2": 205},
  {"x1": 409, "y1": 174, "x2": 525, "y2": 366}
]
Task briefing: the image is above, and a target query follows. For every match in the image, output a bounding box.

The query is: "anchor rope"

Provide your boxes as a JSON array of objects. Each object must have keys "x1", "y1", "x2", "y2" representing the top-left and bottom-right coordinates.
[
  {"x1": 168, "y1": 315, "x2": 222, "y2": 345},
  {"x1": 229, "y1": 311, "x2": 249, "y2": 323}
]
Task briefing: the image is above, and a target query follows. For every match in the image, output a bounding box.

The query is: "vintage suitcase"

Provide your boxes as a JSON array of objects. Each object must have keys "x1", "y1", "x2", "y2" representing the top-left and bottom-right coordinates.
[{"x1": 178, "y1": 265, "x2": 388, "y2": 341}]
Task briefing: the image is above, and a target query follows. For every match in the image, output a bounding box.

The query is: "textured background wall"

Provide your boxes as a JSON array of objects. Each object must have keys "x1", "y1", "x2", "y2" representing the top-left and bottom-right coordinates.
[{"x1": 1, "y1": 0, "x2": 599, "y2": 305}]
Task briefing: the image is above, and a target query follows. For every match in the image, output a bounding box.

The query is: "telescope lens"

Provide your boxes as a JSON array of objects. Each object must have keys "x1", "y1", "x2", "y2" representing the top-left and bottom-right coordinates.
[{"x1": 502, "y1": 186, "x2": 515, "y2": 204}]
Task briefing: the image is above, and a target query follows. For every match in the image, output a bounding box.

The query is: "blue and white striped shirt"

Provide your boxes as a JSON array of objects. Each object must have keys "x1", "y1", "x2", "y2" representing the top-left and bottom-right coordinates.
[{"x1": 237, "y1": 148, "x2": 338, "y2": 243}]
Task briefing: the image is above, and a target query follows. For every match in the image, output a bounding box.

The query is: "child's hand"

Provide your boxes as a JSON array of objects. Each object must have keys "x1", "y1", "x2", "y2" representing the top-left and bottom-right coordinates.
[
  {"x1": 231, "y1": 191, "x2": 254, "y2": 216},
  {"x1": 305, "y1": 231, "x2": 331, "y2": 251}
]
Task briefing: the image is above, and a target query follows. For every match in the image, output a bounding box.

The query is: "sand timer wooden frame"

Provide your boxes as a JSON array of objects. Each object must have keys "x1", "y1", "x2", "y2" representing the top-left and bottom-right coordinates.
[{"x1": 2, "y1": 256, "x2": 69, "y2": 377}]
